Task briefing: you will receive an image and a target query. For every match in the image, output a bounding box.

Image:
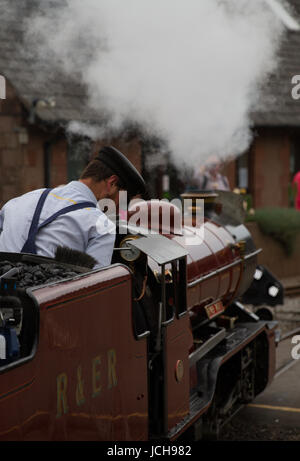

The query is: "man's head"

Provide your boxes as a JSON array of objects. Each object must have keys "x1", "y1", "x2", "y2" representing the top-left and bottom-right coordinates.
[
  {"x1": 80, "y1": 159, "x2": 123, "y2": 204},
  {"x1": 80, "y1": 146, "x2": 146, "y2": 205}
]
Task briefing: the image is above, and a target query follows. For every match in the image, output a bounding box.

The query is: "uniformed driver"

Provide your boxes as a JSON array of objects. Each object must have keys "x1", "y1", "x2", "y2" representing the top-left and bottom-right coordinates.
[{"x1": 0, "y1": 146, "x2": 146, "y2": 269}]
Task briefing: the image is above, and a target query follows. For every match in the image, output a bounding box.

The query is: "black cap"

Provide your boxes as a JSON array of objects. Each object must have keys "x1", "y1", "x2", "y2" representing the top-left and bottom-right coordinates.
[{"x1": 97, "y1": 146, "x2": 146, "y2": 197}]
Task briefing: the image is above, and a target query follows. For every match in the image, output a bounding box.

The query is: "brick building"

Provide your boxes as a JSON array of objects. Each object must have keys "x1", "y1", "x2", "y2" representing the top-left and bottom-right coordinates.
[{"x1": 223, "y1": 0, "x2": 300, "y2": 209}]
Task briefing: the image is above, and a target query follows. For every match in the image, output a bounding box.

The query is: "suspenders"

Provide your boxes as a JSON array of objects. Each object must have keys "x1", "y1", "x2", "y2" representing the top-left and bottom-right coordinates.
[{"x1": 21, "y1": 188, "x2": 97, "y2": 255}]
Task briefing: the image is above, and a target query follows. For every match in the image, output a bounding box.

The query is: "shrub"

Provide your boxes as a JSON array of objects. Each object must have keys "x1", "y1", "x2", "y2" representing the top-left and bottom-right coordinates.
[{"x1": 246, "y1": 207, "x2": 300, "y2": 256}]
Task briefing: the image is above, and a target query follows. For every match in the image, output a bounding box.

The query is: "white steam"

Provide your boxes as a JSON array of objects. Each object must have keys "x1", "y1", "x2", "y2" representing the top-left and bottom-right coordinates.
[
  {"x1": 24, "y1": 0, "x2": 283, "y2": 166},
  {"x1": 67, "y1": 121, "x2": 106, "y2": 141}
]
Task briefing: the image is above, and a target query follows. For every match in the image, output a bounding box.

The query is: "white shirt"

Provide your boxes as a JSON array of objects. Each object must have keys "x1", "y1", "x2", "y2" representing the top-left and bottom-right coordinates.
[{"x1": 0, "y1": 181, "x2": 116, "y2": 269}]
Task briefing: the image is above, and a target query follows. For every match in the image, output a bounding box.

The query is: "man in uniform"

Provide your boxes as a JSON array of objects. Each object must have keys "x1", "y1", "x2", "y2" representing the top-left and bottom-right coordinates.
[{"x1": 0, "y1": 146, "x2": 146, "y2": 269}]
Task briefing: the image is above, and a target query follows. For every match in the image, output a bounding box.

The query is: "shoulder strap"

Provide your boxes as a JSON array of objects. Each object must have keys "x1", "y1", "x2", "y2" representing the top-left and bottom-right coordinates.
[
  {"x1": 37, "y1": 201, "x2": 96, "y2": 231},
  {"x1": 21, "y1": 189, "x2": 96, "y2": 255},
  {"x1": 21, "y1": 188, "x2": 52, "y2": 254}
]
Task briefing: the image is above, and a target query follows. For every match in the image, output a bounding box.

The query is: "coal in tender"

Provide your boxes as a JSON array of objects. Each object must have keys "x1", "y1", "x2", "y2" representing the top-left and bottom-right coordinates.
[
  {"x1": 0, "y1": 260, "x2": 83, "y2": 289},
  {"x1": 1, "y1": 264, "x2": 14, "y2": 274}
]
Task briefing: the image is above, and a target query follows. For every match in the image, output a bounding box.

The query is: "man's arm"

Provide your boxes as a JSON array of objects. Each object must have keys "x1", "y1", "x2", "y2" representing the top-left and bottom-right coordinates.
[{"x1": 86, "y1": 226, "x2": 116, "y2": 269}]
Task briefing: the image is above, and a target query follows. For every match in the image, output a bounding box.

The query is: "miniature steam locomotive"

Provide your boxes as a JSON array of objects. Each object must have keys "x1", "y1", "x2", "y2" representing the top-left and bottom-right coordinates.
[{"x1": 0, "y1": 191, "x2": 281, "y2": 441}]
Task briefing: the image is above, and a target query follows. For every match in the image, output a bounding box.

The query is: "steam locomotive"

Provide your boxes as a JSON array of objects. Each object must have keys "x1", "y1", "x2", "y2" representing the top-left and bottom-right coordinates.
[{"x1": 0, "y1": 190, "x2": 282, "y2": 441}]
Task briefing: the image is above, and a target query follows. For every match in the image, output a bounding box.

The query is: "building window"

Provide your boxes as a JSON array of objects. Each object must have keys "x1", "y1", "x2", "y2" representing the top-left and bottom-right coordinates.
[
  {"x1": 67, "y1": 137, "x2": 92, "y2": 181},
  {"x1": 236, "y1": 151, "x2": 249, "y2": 191}
]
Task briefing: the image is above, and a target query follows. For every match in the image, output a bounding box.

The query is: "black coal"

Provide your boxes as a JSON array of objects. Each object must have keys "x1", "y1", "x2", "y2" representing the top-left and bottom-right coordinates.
[{"x1": 0, "y1": 260, "x2": 83, "y2": 289}]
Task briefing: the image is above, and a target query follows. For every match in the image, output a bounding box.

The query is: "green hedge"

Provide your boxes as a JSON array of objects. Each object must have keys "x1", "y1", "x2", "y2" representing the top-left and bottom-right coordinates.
[{"x1": 246, "y1": 207, "x2": 300, "y2": 256}]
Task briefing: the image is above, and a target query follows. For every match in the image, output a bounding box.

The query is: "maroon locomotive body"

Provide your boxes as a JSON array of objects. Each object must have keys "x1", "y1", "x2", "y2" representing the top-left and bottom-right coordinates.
[{"x1": 0, "y1": 191, "x2": 278, "y2": 440}]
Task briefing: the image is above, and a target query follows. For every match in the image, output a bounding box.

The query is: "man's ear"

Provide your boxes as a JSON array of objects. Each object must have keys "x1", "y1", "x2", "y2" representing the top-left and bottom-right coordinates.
[{"x1": 106, "y1": 175, "x2": 119, "y2": 189}]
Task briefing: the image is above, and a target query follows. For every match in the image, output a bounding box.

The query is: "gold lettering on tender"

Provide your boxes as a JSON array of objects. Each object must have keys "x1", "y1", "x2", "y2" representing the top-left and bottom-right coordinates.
[
  {"x1": 92, "y1": 355, "x2": 102, "y2": 398},
  {"x1": 56, "y1": 373, "x2": 68, "y2": 418},
  {"x1": 107, "y1": 348, "x2": 117, "y2": 389},
  {"x1": 76, "y1": 365, "x2": 85, "y2": 407}
]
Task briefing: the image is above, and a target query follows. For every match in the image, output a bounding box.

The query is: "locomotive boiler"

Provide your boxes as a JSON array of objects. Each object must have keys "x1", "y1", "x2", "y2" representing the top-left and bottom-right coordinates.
[{"x1": 0, "y1": 190, "x2": 279, "y2": 441}]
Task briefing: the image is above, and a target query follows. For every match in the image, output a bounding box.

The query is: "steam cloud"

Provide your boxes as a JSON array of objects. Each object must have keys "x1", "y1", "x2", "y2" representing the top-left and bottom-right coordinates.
[{"x1": 23, "y1": 0, "x2": 284, "y2": 166}]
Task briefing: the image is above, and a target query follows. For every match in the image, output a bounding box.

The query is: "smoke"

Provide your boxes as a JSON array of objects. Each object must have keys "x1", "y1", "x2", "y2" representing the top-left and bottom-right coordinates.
[
  {"x1": 23, "y1": 0, "x2": 284, "y2": 166},
  {"x1": 67, "y1": 121, "x2": 106, "y2": 141}
]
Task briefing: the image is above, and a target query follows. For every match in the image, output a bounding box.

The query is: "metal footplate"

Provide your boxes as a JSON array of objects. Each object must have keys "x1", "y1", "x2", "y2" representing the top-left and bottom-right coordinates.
[{"x1": 189, "y1": 326, "x2": 226, "y2": 367}]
